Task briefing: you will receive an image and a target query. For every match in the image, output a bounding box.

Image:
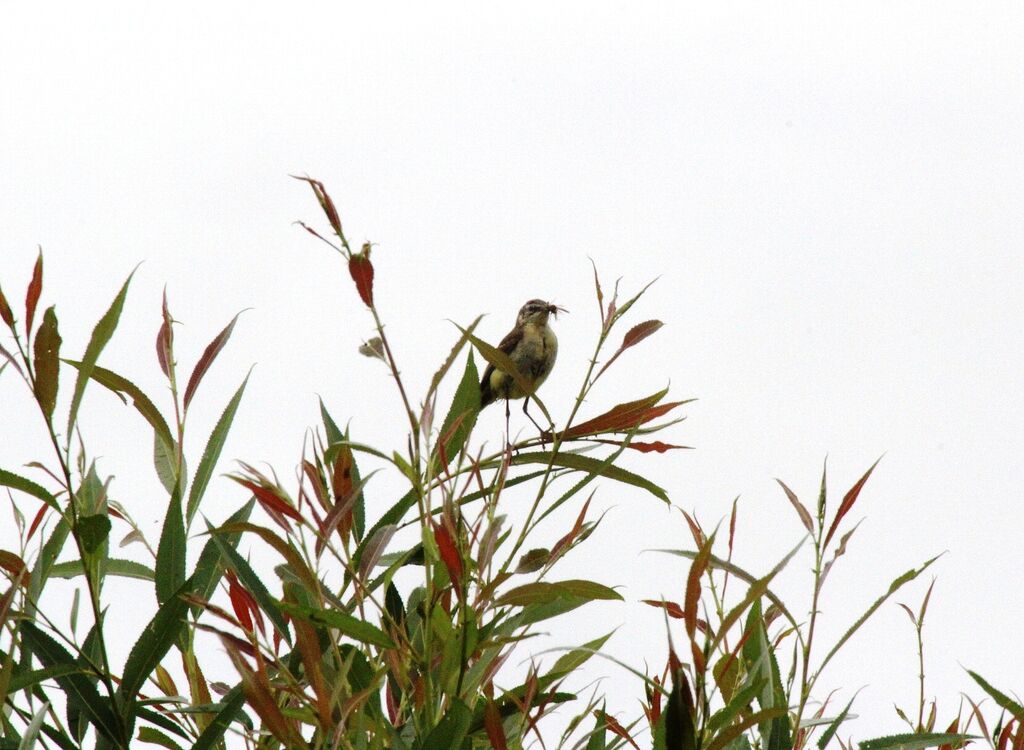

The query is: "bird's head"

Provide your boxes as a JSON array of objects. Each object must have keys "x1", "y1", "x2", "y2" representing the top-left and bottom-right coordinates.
[{"x1": 516, "y1": 299, "x2": 567, "y2": 326}]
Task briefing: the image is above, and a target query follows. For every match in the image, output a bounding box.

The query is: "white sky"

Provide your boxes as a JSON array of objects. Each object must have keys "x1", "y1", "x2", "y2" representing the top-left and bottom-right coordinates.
[{"x1": 2, "y1": 1, "x2": 1022, "y2": 744}]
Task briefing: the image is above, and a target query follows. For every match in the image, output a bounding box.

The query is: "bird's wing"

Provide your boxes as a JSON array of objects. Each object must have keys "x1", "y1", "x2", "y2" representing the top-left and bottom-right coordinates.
[{"x1": 480, "y1": 325, "x2": 523, "y2": 405}]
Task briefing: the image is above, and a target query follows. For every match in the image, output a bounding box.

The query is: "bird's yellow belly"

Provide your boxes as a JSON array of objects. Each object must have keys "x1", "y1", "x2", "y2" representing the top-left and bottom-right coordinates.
[{"x1": 490, "y1": 324, "x2": 557, "y2": 400}]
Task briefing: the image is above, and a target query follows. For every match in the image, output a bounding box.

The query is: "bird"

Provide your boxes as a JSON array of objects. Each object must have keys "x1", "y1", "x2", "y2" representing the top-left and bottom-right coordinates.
[{"x1": 480, "y1": 299, "x2": 565, "y2": 436}]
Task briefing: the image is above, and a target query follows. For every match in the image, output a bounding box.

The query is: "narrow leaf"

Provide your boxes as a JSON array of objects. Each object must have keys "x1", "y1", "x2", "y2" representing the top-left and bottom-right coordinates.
[
  {"x1": 776, "y1": 478, "x2": 813, "y2": 533},
  {"x1": 512, "y1": 451, "x2": 669, "y2": 503},
  {"x1": 277, "y1": 601, "x2": 395, "y2": 649},
  {"x1": 191, "y1": 686, "x2": 245, "y2": 750},
  {"x1": 0, "y1": 283, "x2": 15, "y2": 327},
  {"x1": 25, "y1": 251, "x2": 43, "y2": 337},
  {"x1": 596, "y1": 320, "x2": 664, "y2": 379},
  {"x1": 119, "y1": 580, "x2": 192, "y2": 704},
  {"x1": 818, "y1": 555, "x2": 942, "y2": 675},
  {"x1": 187, "y1": 372, "x2": 250, "y2": 524},
  {"x1": 49, "y1": 558, "x2": 154, "y2": 582},
  {"x1": 32, "y1": 306, "x2": 61, "y2": 420},
  {"x1": 420, "y1": 698, "x2": 472, "y2": 750},
  {"x1": 0, "y1": 469, "x2": 60, "y2": 511},
  {"x1": 20, "y1": 622, "x2": 122, "y2": 744},
  {"x1": 859, "y1": 734, "x2": 977, "y2": 750},
  {"x1": 67, "y1": 270, "x2": 135, "y2": 436},
  {"x1": 63, "y1": 361, "x2": 175, "y2": 457},
  {"x1": 967, "y1": 671, "x2": 1024, "y2": 722},
  {"x1": 183, "y1": 312, "x2": 244, "y2": 412},
  {"x1": 155, "y1": 486, "x2": 186, "y2": 605},
  {"x1": 209, "y1": 526, "x2": 291, "y2": 643},
  {"x1": 824, "y1": 457, "x2": 881, "y2": 549}
]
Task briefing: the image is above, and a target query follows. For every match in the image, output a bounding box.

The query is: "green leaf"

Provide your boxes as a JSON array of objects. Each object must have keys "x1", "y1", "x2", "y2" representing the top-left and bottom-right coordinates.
[
  {"x1": 186, "y1": 372, "x2": 250, "y2": 525},
  {"x1": 586, "y1": 710, "x2": 608, "y2": 750},
  {"x1": 665, "y1": 670, "x2": 696, "y2": 750},
  {"x1": 704, "y1": 710, "x2": 788, "y2": 750},
  {"x1": 155, "y1": 486, "x2": 185, "y2": 606},
  {"x1": 78, "y1": 514, "x2": 111, "y2": 554},
  {"x1": 741, "y1": 600, "x2": 789, "y2": 749},
  {"x1": 62, "y1": 361, "x2": 175, "y2": 466},
  {"x1": 0, "y1": 469, "x2": 60, "y2": 512},
  {"x1": 549, "y1": 630, "x2": 615, "y2": 678},
  {"x1": 858, "y1": 734, "x2": 977, "y2": 750},
  {"x1": 433, "y1": 351, "x2": 480, "y2": 469},
  {"x1": 277, "y1": 601, "x2": 395, "y2": 649},
  {"x1": 817, "y1": 694, "x2": 857, "y2": 749},
  {"x1": 209, "y1": 525, "x2": 291, "y2": 643},
  {"x1": 500, "y1": 579, "x2": 621, "y2": 626},
  {"x1": 153, "y1": 431, "x2": 181, "y2": 496},
  {"x1": 118, "y1": 580, "x2": 191, "y2": 708},
  {"x1": 966, "y1": 670, "x2": 1024, "y2": 721},
  {"x1": 707, "y1": 678, "x2": 767, "y2": 736},
  {"x1": 6, "y1": 664, "x2": 89, "y2": 694},
  {"x1": 32, "y1": 307, "x2": 61, "y2": 420},
  {"x1": 512, "y1": 451, "x2": 669, "y2": 503},
  {"x1": 352, "y1": 488, "x2": 417, "y2": 574},
  {"x1": 419, "y1": 698, "x2": 472, "y2": 750},
  {"x1": 19, "y1": 622, "x2": 123, "y2": 745},
  {"x1": 67, "y1": 270, "x2": 135, "y2": 437},
  {"x1": 191, "y1": 687, "x2": 246, "y2": 750},
  {"x1": 137, "y1": 727, "x2": 183, "y2": 750},
  {"x1": 49, "y1": 558, "x2": 154, "y2": 582},
  {"x1": 17, "y1": 699, "x2": 49, "y2": 750},
  {"x1": 499, "y1": 579, "x2": 621, "y2": 606},
  {"x1": 188, "y1": 499, "x2": 254, "y2": 613},
  {"x1": 818, "y1": 555, "x2": 942, "y2": 675}
]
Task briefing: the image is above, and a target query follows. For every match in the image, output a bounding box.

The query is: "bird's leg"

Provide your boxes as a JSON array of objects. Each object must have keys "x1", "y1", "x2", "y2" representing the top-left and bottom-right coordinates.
[
  {"x1": 504, "y1": 398, "x2": 512, "y2": 448},
  {"x1": 522, "y1": 396, "x2": 546, "y2": 440}
]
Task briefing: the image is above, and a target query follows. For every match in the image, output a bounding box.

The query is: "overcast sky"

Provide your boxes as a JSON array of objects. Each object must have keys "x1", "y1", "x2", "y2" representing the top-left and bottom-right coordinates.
[{"x1": 2, "y1": 2, "x2": 1022, "y2": 743}]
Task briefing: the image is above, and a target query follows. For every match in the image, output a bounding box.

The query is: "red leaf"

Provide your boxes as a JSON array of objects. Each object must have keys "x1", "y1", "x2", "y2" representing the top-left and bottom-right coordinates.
[
  {"x1": 596, "y1": 711, "x2": 641, "y2": 750},
  {"x1": 292, "y1": 175, "x2": 344, "y2": 239},
  {"x1": 594, "y1": 319, "x2": 664, "y2": 378},
  {"x1": 156, "y1": 290, "x2": 173, "y2": 378},
  {"x1": 775, "y1": 478, "x2": 813, "y2": 532},
  {"x1": 549, "y1": 493, "x2": 593, "y2": 561},
  {"x1": 26, "y1": 502, "x2": 49, "y2": 542},
  {"x1": 183, "y1": 312, "x2": 243, "y2": 411},
  {"x1": 349, "y1": 251, "x2": 375, "y2": 307},
  {"x1": 433, "y1": 520, "x2": 464, "y2": 587},
  {"x1": 553, "y1": 391, "x2": 691, "y2": 440},
  {"x1": 484, "y1": 699, "x2": 508, "y2": 750},
  {"x1": 591, "y1": 439, "x2": 690, "y2": 453},
  {"x1": 642, "y1": 599, "x2": 685, "y2": 619},
  {"x1": 0, "y1": 284, "x2": 14, "y2": 327},
  {"x1": 231, "y1": 478, "x2": 303, "y2": 525},
  {"x1": 680, "y1": 509, "x2": 704, "y2": 547},
  {"x1": 823, "y1": 457, "x2": 882, "y2": 549},
  {"x1": 226, "y1": 571, "x2": 254, "y2": 633},
  {"x1": 685, "y1": 534, "x2": 713, "y2": 639},
  {"x1": 998, "y1": 721, "x2": 1015, "y2": 750},
  {"x1": 622, "y1": 320, "x2": 664, "y2": 350},
  {"x1": 0, "y1": 551, "x2": 26, "y2": 578},
  {"x1": 25, "y1": 250, "x2": 42, "y2": 338}
]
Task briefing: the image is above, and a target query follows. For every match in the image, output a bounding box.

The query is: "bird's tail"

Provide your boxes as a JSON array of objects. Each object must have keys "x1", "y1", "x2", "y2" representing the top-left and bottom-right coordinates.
[{"x1": 480, "y1": 377, "x2": 496, "y2": 409}]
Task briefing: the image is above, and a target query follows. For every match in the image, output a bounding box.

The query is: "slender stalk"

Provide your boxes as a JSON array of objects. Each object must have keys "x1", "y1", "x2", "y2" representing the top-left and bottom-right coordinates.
[{"x1": 12, "y1": 331, "x2": 127, "y2": 746}]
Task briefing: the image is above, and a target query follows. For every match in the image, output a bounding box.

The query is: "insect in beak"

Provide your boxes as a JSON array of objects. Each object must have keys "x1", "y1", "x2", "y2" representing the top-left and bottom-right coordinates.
[{"x1": 548, "y1": 304, "x2": 568, "y2": 317}]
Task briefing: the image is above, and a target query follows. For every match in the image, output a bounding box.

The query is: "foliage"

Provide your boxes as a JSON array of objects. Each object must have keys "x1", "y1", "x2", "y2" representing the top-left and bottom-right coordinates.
[{"x1": 0, "y1": 180, "x2": 1019, "y2": 749}]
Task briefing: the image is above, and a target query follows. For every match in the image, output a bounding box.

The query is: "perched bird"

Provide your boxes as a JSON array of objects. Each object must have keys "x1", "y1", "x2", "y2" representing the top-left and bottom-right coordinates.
[{"x1": 480, "y1": 299, "x2": 564, "y2": 433}]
